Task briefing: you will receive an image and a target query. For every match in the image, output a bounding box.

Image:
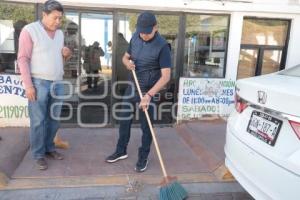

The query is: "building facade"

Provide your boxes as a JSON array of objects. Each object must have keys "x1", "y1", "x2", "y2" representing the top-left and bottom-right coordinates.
[{"x1": 1, "y1": 0, "x2": 300, "y2": 126}]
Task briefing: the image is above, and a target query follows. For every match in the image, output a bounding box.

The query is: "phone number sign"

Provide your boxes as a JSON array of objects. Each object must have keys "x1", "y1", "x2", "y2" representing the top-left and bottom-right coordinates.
[{"x1": 0, "y1": 74, "x2": 29, "y2": 127}]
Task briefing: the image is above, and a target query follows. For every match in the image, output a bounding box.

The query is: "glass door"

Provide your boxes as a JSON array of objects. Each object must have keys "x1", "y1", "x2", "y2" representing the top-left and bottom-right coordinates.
[
  {"x1": 115, "y1": 12, "x2": 180, "y2": 124},
  {"x1": 78, "y1": 12, "x2": 113, "y2": 126},
  {"x1": 61, "y1": 11, "x2": 80, "y2": 124}
]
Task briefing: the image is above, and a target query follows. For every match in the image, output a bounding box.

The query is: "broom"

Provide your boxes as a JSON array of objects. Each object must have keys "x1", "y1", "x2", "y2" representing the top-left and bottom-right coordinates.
[{"x1": 131, "y1": 69, "x2": 188, "y2": 200}]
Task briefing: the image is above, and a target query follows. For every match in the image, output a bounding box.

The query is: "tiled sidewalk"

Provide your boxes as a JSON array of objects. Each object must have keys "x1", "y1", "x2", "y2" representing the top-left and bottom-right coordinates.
[{"x1": 11, "y1": 120, "x2": 226, "y2": 183}]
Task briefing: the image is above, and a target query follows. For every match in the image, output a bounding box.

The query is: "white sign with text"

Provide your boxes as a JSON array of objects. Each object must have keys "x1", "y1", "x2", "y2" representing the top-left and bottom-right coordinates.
[
  {"x1": 0, "y1": 74, "x2": 29, "y2": 127},
  {"x1": 177, "y1": 78, "x2": 235, "y2": 121}
]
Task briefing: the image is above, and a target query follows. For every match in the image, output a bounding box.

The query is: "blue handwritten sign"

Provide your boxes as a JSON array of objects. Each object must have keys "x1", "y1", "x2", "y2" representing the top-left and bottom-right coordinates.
[{"x1": 177, "y1": 78, "x2": 235, "y2": 121}]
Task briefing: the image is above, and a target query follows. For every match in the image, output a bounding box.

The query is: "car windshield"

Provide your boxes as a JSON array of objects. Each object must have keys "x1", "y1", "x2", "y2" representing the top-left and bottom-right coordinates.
[{"x1": 278, "y1": 64, "x2": 300, "y2": 77}]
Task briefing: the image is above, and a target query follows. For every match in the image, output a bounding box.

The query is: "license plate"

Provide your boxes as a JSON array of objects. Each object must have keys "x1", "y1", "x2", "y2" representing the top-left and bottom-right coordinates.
[{"x1": 247, "y1": 111, "x2": 282, "y2": 146}]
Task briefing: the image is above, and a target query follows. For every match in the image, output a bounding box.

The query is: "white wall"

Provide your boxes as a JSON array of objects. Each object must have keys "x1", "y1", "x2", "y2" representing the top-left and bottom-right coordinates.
[
  {"x1": 285, "y1": 16, "x2": 300, "y2": 68},
  {"x1": 4, "y1": 0, "x2": 300, "y2": 76},
  {"x1": 8, "y1": 0, "x2": 300, "y2": 15},
  {"x1": 225, "y1": 12, "x2": 244, "y2": 80}
]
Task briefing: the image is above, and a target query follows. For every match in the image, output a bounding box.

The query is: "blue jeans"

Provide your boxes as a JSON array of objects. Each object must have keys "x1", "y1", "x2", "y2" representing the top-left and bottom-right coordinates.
[{"x1": 28, "y1": 78, "x2": 64, "y2": 160}]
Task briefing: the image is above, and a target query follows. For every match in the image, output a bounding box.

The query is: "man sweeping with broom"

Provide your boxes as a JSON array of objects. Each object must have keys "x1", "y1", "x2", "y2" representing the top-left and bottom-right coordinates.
[
  {"x1": 106, "y1": 11, "x2": 187, "y2": 199},
  {"x1": 106, "y1": 11, "x2": 171, "y2": 172}
]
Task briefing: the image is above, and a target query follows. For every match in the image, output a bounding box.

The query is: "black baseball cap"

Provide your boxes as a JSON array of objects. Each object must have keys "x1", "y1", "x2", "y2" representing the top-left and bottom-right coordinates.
[{"x1": 136, "y1": 11, "x2": 157, "y2": 34}]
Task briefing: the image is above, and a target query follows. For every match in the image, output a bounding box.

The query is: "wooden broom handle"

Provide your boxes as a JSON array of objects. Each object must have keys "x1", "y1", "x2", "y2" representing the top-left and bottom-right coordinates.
[{"x1": 131, "y1": 69, "x2": 168, "y2": 178}]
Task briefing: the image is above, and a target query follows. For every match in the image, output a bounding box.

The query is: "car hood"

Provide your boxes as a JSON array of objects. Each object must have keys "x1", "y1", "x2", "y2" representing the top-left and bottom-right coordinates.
[{"x1": 236, "y1": 74, "x2": 300, "y2": 117}]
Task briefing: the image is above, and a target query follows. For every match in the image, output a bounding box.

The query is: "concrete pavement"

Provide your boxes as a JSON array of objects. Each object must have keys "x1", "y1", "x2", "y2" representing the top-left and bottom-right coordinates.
[
  {"x1": 0, "y1": 119, "x2": 254, "y2": 199},
  {"x1": 0, "y1": 182, "x2": 252, "y2": 200}
]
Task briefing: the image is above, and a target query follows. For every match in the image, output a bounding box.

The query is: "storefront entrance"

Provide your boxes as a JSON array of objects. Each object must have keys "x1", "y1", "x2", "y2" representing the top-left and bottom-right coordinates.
[{"x1": 61, "y1": 11, "x2": 180, "y2": 126}]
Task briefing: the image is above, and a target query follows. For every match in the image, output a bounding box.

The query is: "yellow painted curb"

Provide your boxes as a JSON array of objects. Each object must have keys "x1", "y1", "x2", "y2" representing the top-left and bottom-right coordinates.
[
  {"x1": 2, "y1": 172, "x2": 220, "y2": 190},
  {"x1": 222, "y1": 170, "x2": 235, "y2": 180},
  {"x1": 213, "y1": 164, "x2": 235, "y2": 181},
  {"x1": 0, "y1": 172, "x2": 9, "y2": 187}
]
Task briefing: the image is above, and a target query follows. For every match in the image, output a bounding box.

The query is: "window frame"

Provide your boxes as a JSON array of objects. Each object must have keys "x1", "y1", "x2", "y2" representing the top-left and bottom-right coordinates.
[{"x1": 182, "y1": 13, "x2": 231, "y2": 79}]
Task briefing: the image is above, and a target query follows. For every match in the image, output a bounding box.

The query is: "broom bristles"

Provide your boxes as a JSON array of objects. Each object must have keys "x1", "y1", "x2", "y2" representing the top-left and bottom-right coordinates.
[{"x1": 159, "y1": 180, "x2": 188, "y2": 200}]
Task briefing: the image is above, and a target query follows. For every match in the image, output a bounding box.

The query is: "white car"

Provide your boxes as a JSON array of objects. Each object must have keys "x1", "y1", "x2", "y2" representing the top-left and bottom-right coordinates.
[{"x1": 225, "y1": 65, "x2": 300, "y2": 200}]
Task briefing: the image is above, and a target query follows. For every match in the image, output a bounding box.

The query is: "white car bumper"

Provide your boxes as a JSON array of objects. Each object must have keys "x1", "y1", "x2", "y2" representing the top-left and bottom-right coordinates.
[{"x1": 225, "y1": 124, "x2": 300, "y2": 200}]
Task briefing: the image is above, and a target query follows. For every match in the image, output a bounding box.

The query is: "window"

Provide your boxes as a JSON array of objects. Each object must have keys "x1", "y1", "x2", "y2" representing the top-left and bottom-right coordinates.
[
  {"x1": 184, "y1": 14, "x2": 229, "y2": 78},
  {"x1": 241, "y1": 18, "x2": 288, "y2": 46},
  {"x1": 0, "y1": 2, "x2": 35, "y2": 74},
  {"x1": 237, "y1": 49, "x2": 258, "y2": 79},
  {"x1": 237, "y1": 18, "x2": 290, "y2": 79}
]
